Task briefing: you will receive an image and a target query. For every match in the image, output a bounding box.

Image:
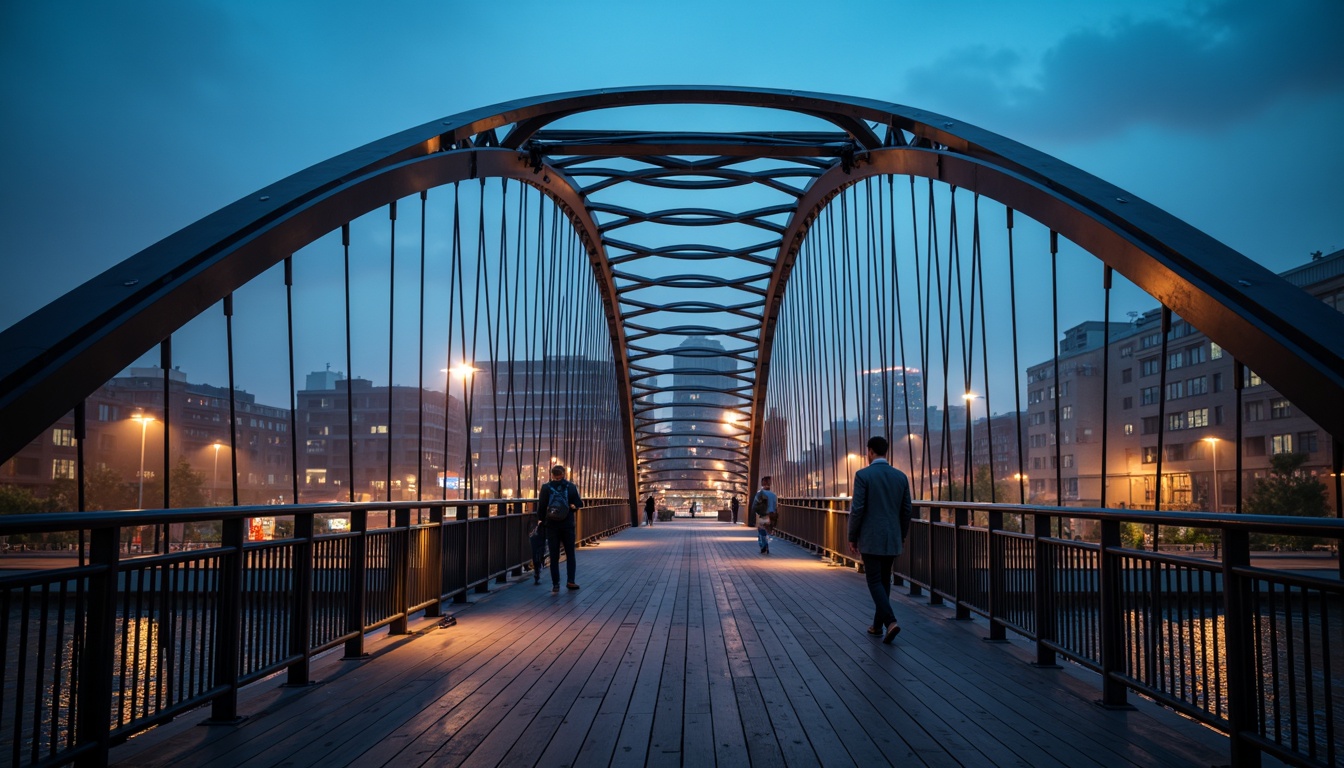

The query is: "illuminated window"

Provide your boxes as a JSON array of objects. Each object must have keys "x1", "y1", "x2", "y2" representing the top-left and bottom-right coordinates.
[
  {"x1": 1210, "y1": 342, "x2": 1223, "y2": 360},
  {"x1": 52, "y1": 459, "x2": 76, "y2": 480},
  {"x1": 52, "y1": 428, "x2": 75, "y2": 447},
  {"x1": 1270, "y1": 434, "x2": 1294, "y2": 455}
]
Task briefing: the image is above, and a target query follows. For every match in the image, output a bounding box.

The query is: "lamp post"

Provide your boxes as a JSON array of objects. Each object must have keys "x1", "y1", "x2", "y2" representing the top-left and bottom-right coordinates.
[
  {"x1": 963, "y1": 392, "x2": 983, "y2": 501},
  {"x1": 1203, "y1": 436, "x2": 1221, "y2": 512},
  {"x1": 131, "y1": 411, "x2": 156, "y2": 509},
  {"x1": 843, "y1": 452, "x2": 860, "y2": 497},
  {"x1": 212, "y1": 441, "x2": 222, "y2": 504},
  {"x1": 448, "y1": 363, "x2": 478, "y2": 498}
]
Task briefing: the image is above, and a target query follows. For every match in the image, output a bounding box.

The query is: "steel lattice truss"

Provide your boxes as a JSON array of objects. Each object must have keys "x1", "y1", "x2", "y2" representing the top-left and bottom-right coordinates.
[{"x1": 533, "y1": 130, "x2": 853, "y2": 499}]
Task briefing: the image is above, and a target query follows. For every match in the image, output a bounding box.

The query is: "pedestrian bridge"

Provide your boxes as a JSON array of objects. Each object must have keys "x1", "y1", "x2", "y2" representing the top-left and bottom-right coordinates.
[{"x1": 1, "y1": 87, "x2": 1342, "y2": 767}]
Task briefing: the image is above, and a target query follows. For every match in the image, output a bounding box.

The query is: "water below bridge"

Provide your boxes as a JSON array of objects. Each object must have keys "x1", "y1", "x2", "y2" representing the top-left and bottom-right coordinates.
[{"x1": 108, "y1": 519, "x2": 1264, "y2": 767}]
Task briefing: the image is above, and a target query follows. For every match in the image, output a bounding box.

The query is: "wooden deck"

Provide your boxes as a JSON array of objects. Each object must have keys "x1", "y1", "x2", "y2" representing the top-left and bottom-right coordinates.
[{"x1": 111, "y1": 519, "x2": 1247, "y2": 767}]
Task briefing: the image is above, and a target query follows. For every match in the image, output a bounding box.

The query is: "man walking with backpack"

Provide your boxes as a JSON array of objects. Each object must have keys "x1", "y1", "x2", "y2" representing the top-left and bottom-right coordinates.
[
  {"x1": 538, "y1": 465, "x2": 583, "y2": 594},
  {"x1": 752, "y1": 476, "x2": 777, "y2": 554}
]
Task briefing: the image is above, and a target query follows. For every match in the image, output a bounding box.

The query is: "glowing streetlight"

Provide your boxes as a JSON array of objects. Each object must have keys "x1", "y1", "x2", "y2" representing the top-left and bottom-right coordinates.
[
  {"x1": 130, "y1": 411, "x2": 156, "y2": 509},
  {"x1": 1203, "y1": 437, "x2": 1221, "y2": 512},
  {"x1": 212, "y1": 441, "x2": 222, "y2": 504}
]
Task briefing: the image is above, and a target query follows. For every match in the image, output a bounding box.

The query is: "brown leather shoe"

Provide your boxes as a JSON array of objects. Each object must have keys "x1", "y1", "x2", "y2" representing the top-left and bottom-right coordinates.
[{"x1": 566, "y1": 582, "x2": 580, "y2": 590}]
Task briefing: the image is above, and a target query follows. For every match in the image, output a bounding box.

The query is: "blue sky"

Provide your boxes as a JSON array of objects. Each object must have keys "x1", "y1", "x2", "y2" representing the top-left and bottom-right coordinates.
[{"x1": 2, "y1": 0, "x2": 1341, "y2": 344}]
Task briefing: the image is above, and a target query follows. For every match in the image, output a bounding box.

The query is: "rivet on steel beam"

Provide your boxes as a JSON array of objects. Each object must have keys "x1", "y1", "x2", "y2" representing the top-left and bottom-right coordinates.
[
  {"x1": 259, "y1": 196, "x2": 270, "y2": 201},
  {"x1": 1115, "y1": 197, "x2": 1128, "y2": 203},
  {"x1": 123, "y1": 279, "x2": 139, "y2": 287}
]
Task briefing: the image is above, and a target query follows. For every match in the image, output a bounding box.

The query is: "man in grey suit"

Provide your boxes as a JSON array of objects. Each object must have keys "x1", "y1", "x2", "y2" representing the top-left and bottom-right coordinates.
[{"x1": 847, "y1": 435, "x2": 913, "y2": 644}]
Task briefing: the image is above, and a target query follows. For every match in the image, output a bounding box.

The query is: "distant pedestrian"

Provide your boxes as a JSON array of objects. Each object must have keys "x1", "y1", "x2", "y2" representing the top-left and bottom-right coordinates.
[
  {"x1": 730, "y1": 495, "x2": 739, "y2": 525},
  {"x1": 537, "y1": 465, "x2": 583, "y2": 594},
  {"x1": 847, "y1": 436, "x2": 913, "y2": 644},
  {"x1": 689, "y1": 501, "x2": 697, "y2": 518},
  {"x1": 644, "y1": 495, "x2": 656, "y2": 526},
  {"x1": 753, "y1": 477, "x2": 777, "y2": 554}
]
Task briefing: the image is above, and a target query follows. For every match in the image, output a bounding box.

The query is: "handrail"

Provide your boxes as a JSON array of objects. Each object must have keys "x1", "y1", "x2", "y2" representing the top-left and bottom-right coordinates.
[
  {"x1": 0, "y1": 497, "x2": 630, "y2": 767},
  {"x1": 772, "y1": 497, "x2": 1341, "y2": 768}
]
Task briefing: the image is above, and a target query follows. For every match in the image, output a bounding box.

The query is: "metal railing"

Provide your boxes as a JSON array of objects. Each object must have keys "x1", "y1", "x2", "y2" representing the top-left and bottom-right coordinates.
[
  {"x1": 773, "y1": 498, "x2": 1343, "y2": 768},
  {"x1": 0, "y1": 497, "x2": 631, "y2": 767}
]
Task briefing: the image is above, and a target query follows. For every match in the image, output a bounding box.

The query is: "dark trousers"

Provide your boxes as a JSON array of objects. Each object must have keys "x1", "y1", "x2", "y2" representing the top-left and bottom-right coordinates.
[
  {"x1": 547, "y1": 521, "x2": 577, "y2": 585},
  {"x1": 862, "y1": 553, "x2": 896, "y2": 629},
  {"x1": 529, "y1": 526, "x2": 546, "y2": 575}
]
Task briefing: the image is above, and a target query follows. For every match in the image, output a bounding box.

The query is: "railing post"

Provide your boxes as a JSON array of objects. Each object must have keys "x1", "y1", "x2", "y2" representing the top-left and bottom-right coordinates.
[
  {"x1": 391, "y1": 506, "x2": 411, "y2": 635},
  {"x1": 74, "y1": 527, "x2": 118, "y2": 767},
  {"x1": 495, "y1": 503, "x2": 508, "y2": 585},
  {"x1": 454, "y1": 504, "x2": 470, "y2": 604},
  {"x1": 509, "y1": 502, "x2": 524, "y2": 577},
  {"x1": 986, "y1": 508, "x2": 1006, "y2": 641},
  {"x1": 475, "y1": 504, "x2": 491, "y2": 594},
  {"x1": 953, "y1": 505, "x2": 971, "y2": 619},
  {"x1": 927, "y1": 505, "x2": 942, "y2": 605},
  {"x1": 211, "y1": 516, "x2": 245, "y2": 720},
  {"x1": 287, "y1": 512, "x2": 315, "y2": 685},
  {"x1": 343, "y1": 509, "x2": 368, "y2": 658},
  {"x1": 1097, "y1": 518, "x2": 1128, "y2": 706},
  {"x1": 1222, "y1": 527, "x2": 1262, "y2": 768},
  {"x1": 1033, "y1": 511, "x2": 1058, "y2": 667},
  {"x1": 425, "y1": 504, "x2": 445, "y2": 617}
]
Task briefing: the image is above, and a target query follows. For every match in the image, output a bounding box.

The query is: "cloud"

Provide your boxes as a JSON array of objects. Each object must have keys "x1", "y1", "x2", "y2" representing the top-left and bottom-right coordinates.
[{"x1": 901, "y1": 0, "x2": 1344, "y2": 140}]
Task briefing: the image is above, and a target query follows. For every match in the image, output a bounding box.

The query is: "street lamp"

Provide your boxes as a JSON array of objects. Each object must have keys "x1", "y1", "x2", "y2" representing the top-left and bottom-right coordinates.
[
  {"x1": 130, "y1": 411, "x2": 156, "y2": 509},
  {"x1": 447, "y1": 363, "x2": 478, "y2": 497},
  {"x1": 1203, "y1": 437, "x2": 1221, "y2": 512},
  {"x1": 843, "y1": 452, "x2": 860, "y2": 496},
  {"x1": 212, "y1": 441, "x2": 222, "y2": 504}
]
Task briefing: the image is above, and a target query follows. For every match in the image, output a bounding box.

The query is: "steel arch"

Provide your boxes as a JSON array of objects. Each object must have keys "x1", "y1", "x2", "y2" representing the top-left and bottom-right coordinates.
[{"x1": 2, "y1": 85, "x2": 1339, "y2": 502}]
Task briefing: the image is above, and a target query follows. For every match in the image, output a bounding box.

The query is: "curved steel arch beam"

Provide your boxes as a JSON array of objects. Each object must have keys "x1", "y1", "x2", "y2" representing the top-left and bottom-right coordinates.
[
  {"x1": 0, "y1": 149, "x2": 639, "y2": 497},
  {"x1": 747, "y1": 145, "x2": 1344, "y2": 491}
]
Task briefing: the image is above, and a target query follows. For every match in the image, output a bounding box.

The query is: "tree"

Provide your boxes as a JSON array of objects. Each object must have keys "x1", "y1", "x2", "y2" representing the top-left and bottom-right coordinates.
[
  {"x1": 143, "y1": 457, "x2": 209, "y2": 509},
  {"x1": 1244, "y1": 453, "x2": 1329, "y2": 551},
  {"x1": 50, "y1": 465, "x2": 137, "y2": 512}
]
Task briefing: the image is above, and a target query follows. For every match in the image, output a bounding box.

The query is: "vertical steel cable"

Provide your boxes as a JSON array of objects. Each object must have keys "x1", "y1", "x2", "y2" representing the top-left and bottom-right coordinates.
[
  {"x1": 1154, "y1": 306, "x2": 1173, "y2": 523},
  {"x1": 1100, "y1": 266, "x2": 1113, "y2": 509},
  {"x1": 1006, "y1": 209, "x2": 1026, "y2": 505},
  {"x1": 932, "y1": 187, "x2": 953, "y2": 499},
  {"x1": 441, "y1": 183, "x2": 462, "y2": 501},
  {"x1": 416, "y1": 191, "x2": 427, "y2": 504},
  {"x1": 890, "y1": 177, "x2": 916, "y2": 491},
  {"x1": 161, "y1": 339, "x2": 171, "y2": 521},
  {"x1": 973, "y1": 196, "x2": 995, "y2": 503},
  {"x1": 342, "y1": 223, "x2": 356, "y2": 504},
  {"x1": 1050, "y1": 231, "x2": 1063, "y2": 529},
  {"x1": 225, "y1": 294, "x2": 240, "y2": 507},
  {"x1": 914, "y1": 178, "x2": 934, "y2": 498},
  {"x1": 1234, "y1": 360, "x2": 1244, "y2": 513},
  {"x1": 285, "y1": 257, "x2": 299, "y2": 505},
  {"x1": 386, "y1": 202, "x2": 397, "y2": 505}
]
